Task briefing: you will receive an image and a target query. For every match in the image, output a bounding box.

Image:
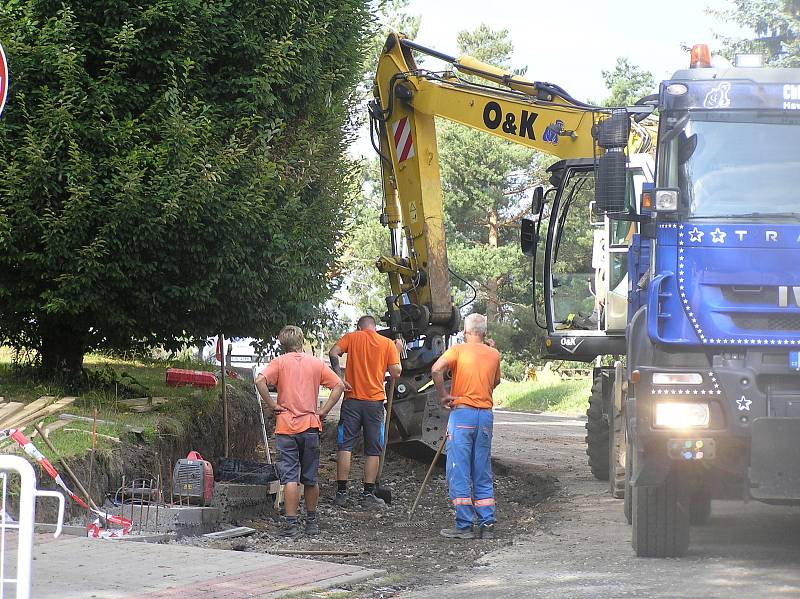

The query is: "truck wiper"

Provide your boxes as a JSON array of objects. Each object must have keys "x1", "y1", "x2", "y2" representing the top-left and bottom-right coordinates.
[{"x1": 689, "y1": 212, "x2": 800, "y2": 221}]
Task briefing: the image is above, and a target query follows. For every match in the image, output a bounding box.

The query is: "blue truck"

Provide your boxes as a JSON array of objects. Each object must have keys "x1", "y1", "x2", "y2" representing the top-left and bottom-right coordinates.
[{"x1": 531, "y1": 45, "x2": 800, "y2": 556}]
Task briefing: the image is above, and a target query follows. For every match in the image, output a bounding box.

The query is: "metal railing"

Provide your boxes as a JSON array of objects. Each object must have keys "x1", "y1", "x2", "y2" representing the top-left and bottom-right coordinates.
[{"x1": 0, "y1": 455, "x2": 64, "y2": 599}]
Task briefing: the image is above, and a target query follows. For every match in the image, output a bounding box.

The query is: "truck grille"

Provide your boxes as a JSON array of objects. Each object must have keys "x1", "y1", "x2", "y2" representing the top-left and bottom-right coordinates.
[
  {"x1": 721, "y1": 286, "x2": 775, "y2": 305},
  {"x1": 731, "y1": 314, "x2": 800, "y2": 331}
]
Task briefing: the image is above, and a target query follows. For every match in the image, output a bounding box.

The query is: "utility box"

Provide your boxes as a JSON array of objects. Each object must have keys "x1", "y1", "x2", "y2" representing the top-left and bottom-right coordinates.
[{"x1": 173, "y1": 451, "x2": 214, "y2": 506}]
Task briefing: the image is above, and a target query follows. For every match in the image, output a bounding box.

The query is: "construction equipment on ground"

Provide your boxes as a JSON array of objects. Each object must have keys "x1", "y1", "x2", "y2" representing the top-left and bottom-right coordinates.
[{"x1": 369, "y1": 33, "x2": 655, "y2": 452}]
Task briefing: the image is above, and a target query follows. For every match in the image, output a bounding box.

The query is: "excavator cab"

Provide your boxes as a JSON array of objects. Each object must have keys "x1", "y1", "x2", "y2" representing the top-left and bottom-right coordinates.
[{"x1": 524, "y1": 155, "x2": 653, "y2": 362}]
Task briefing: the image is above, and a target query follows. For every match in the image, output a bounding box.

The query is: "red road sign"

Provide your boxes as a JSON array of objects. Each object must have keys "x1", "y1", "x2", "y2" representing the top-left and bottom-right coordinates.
[{"x1": 0, "y1": 42, "x2": 7, "y2": 117}]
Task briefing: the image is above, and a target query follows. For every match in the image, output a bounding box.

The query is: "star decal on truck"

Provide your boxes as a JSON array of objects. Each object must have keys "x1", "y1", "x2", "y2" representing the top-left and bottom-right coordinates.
[
  {"x1": 710, "y1": 228, "x2": 727, "y2": 244},
  {"x1": 688, "y1": 227, "x2": 704, "y2": 243}
]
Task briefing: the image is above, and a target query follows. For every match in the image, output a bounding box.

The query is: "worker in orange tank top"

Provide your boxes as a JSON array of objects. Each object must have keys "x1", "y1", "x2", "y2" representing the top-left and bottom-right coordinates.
[
  {"x1": 329, "y1": 315, "x2": 402, "y2": 509},
  {"x1": 256, "y1": 325, "x2": 345, "y2": 538},
  {"x1": 432, "y1": 313, "x2": 501, "y2": 540}
]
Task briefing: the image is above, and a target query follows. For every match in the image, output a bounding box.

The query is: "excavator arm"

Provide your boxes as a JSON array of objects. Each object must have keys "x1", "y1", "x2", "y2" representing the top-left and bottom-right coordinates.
[{"x1": 370, "y1": 33, "x2": 620, "y2": 351}]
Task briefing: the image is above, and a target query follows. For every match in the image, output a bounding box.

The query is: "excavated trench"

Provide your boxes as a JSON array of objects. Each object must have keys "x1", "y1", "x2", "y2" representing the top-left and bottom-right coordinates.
[{"x1": 32, "y1": 381, "x2": 264, "y2": 524}]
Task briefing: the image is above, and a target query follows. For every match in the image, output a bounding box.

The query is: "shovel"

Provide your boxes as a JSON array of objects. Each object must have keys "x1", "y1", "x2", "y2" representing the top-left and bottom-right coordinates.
[{"x1": 374, "y1": 378, "x2": 396, "y2": 504}]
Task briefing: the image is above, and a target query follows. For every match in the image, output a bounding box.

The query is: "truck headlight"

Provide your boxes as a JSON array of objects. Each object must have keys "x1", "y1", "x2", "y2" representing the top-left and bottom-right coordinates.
[
  {"x1": 652, "y1": 372, "x2": 703, "y2": 385},
  {"x1": 655, "y1": 188, "x2": 679, "y2": 212},
  {"x1": 654, "y1": 402, "x2": 710, "y2": 428}
]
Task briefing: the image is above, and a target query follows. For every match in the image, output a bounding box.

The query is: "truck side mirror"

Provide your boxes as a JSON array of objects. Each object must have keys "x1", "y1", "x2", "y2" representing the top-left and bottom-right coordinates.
[
  {"x1": 594, "y1": 109, "x2": 630, "y2": 214},
  {"x1": 532, "y1": 186, "x2": 544, "y2": 215},
  {"x1": 521, "y1": 218, "x2": 538, "y2": 257},
  {"x1": 596, "y1": 150, "x2": 627, "y2": 214}
]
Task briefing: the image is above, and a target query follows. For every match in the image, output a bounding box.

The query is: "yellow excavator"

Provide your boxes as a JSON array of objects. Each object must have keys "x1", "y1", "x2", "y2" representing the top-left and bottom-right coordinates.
[{"x1": 369, "y1": 32, "x2": 655, "y2": 454}]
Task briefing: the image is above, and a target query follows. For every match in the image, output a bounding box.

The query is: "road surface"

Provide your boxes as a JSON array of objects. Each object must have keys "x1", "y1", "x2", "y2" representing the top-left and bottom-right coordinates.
[{"x1": 404, "y1": 409, "x2": 800, "y2": 598}]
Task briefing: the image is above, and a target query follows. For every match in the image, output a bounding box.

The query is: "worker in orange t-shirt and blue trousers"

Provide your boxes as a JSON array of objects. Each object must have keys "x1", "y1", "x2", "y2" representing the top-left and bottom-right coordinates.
[
  {"x1": 256, "y1": 325, "x2": 345, "y2": 538},
  {"x1": 329, "y1": 315, "x2": 402, "y2": 509},
  {"x1": 432, "y1": 313, "x2": 502, "y2": 539}
]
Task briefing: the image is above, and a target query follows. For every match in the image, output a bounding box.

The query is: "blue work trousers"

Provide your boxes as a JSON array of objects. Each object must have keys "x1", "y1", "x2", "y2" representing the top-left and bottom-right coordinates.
[{"x1": 446, "y1": 406, "x2": 496, "y2": 529}]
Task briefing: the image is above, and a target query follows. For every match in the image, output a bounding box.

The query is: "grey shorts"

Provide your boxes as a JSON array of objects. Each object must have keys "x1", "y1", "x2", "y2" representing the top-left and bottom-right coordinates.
[
  {"x1": 337, "y1": 398, "x2": 385, "y2": 456},
  {"x1": 276, "y1": 429, "x2": 320, "y2": 486}
]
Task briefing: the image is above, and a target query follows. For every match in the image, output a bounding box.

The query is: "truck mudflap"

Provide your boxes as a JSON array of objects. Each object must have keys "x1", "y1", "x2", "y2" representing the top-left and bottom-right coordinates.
[{"x1": 749, "y1": 417, "x2": 800, "y2": 501}]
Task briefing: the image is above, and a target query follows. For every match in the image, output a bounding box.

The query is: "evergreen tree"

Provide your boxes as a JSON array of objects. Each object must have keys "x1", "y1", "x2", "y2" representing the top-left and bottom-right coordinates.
[{"x1": 0, "y1": 0, "x2": 371, "y2": 373}]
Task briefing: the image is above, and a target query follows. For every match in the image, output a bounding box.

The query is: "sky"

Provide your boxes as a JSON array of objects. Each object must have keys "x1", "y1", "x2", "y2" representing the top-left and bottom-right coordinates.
[{"x1": 400, "y1": 0, "x2": 749, "y2": 103}]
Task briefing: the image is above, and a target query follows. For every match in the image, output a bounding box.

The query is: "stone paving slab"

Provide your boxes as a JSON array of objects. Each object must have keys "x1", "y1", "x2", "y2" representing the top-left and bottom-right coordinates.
[{"x1": 25, "y1": 535, "x2": 380, "y2": 598}]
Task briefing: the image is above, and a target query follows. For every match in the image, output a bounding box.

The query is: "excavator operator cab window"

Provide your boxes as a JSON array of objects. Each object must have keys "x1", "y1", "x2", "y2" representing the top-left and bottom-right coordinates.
[
  {"x1": 547, "y1": 165, "x2": 598, "y2": 330},
  {"x1": 543, "y1": 161, "x2": 644, "y2": 334}
]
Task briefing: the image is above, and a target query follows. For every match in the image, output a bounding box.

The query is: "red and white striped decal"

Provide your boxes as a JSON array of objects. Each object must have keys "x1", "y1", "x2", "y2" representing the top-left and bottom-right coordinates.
[{"x1": 392, "y1": 116, "x2": 415, "y2": 163}]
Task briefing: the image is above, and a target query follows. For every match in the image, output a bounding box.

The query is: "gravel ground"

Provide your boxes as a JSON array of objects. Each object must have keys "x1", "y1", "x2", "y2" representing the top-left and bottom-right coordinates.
[{"x1": 178, "y1": 432, "x2": 557, "y2": 596}]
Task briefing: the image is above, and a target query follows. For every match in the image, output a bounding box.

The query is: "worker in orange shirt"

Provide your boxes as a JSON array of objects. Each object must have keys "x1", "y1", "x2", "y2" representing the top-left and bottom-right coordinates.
[
  {"x1": 256, "y1": 325, "x2": 345, "y2": 538},
  {"x1": 431, "y1": 313, "x2": 501, "y2": 539},
  {"x1": 329, "y1": 315, "x2": 402, "y2": 509}
]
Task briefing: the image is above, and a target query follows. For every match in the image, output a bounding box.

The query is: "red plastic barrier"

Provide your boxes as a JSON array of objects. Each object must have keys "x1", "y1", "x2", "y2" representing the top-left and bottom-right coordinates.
[{"x1": 165, "y1": 368, "x2": 218, "y2": 389}]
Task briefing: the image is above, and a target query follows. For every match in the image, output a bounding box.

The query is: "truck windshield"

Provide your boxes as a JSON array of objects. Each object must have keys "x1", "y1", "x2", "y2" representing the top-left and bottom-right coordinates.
[{"x1": 658, "y1": 111, "x2": 800, "y2": 218}]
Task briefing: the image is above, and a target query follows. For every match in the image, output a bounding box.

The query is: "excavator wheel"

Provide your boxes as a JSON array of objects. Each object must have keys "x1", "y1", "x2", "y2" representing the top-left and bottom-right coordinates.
[
  {"x1": 624, "y1": 432, "x2": 633, "y2": 524},
  {"x1": 585, "y1": 374, "x2": 610, "y2": 481},
  {"x1": 608, "y1": 384, "x2": 626, "y2": 499}
]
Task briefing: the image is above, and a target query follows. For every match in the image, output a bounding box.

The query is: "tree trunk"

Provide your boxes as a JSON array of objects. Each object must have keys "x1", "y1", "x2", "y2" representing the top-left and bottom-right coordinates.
[
  {"x1": 486, "y1": 207, "x2": 500, "y2": 323},
  {"x1": 39, "y1": 319, "x2": 87, "y2": 375}
]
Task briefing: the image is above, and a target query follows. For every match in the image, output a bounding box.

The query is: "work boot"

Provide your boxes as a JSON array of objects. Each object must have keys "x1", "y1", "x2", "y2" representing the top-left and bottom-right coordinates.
[
  {"x1": 479, "y1": 523, "x2": 495, "y2": 539},
  {"x1": 281, "y1": 522, "x2": 301, "y2": 538},
  {"x1": 334, "y1": 491, "x2": 348, "y2": 507},
  {"x1": 305, "y1": 519, "x2": 320, "y2": 536},
  {"x1": 439, "y1": 526, "x2": 475, "y2": 539},
  {"x1": 360, "y1": 492, "x2": 386, "y2": 510}
]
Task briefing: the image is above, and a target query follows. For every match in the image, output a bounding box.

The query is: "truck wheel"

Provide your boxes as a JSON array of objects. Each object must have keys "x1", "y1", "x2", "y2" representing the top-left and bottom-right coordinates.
[
  {"x1": 585, "y1": 374, "x2": 609, "y2": 481},
  {"x1": 689, "y1": 483, "x2": 712, "y2": 525},
  {"x1": 623, "y1": 434, "x2": 633, "y2": 524},
  {"x1": 609, "y1": 388, "x2": 626, "y2": 499},
  {"x1": 632, "y1": 467, "x2": 690, "y2": 557}
]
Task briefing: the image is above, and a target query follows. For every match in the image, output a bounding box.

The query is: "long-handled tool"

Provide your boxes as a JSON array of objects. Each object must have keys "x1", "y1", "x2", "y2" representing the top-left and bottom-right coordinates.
[
  {"x1": 408, "y1": 426, "x2": 447, "y2": 520},
  {"x1": 251, "y1": 366, "x2": 283, "y2": 510},
  {"x1": 374, "y1": 378, "x2": 395, "y2": 504}
]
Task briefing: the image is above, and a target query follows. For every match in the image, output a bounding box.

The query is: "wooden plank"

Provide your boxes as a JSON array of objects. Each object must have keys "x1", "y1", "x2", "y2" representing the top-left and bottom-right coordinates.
[
  {"x1": 0, "y1": 395, "x2": 55, "y2": 429},
  {"x1": 63, "y1": 428, "x2": 120, "y2": 443},
  {"x1": 42, "y1": 419, "x2": 69, "y2": 438},
  {"x1": 0, "y1": 402, "x2": 25, "y2": 424},
  {"x1": 7, "y1": 396, "x2": 77, "y2": 431},
  {"x1": 59, "y1": 413, "x2": 143, "y2": 434},
  {"x1": 59, "y1": 413, "x2": 117, "y2": 427},
  {"x1": 202, "y1": 527, "x2": 256, "y2": 540}
]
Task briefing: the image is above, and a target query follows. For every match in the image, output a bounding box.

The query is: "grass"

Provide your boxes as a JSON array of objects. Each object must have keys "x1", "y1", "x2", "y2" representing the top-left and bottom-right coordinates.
[
  {"x1": 494, "y1": 370, "x2": 592, "y2": 414},
  {"x1": 0, "y1": 346, "x2": 219, "y2": 458}
]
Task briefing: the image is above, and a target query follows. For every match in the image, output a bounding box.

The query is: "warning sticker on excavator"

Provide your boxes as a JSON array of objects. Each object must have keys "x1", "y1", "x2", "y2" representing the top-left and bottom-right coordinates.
[{"x1": 393, "y1": 116, "x2": 416, "y2": 162}]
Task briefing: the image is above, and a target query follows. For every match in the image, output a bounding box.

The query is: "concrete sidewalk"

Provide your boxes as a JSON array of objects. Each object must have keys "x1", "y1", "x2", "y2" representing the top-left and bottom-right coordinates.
[{"x1": 25, "y1": 534, "x2": 380, "y2": 598}]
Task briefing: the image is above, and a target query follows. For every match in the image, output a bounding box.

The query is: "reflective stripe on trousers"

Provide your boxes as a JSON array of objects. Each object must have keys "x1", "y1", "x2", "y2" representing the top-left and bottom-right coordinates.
[{"x1": 446, "y1": 407, "x2": 496, "y2": 529}]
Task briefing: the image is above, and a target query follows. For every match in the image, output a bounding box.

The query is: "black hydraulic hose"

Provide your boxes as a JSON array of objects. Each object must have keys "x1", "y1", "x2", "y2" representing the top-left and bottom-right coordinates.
[
  {"x1": 399, "y1": 38, "x2": 458, "y2": 64},
  {"x1": 449, "y1": 267, "x2": 477, "y2": 309}
]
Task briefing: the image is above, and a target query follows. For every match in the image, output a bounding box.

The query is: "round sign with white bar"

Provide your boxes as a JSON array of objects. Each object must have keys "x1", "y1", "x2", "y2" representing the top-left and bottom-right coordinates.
[{"x1": 0, "y1": 42, "x2": 7, "y2": 117}]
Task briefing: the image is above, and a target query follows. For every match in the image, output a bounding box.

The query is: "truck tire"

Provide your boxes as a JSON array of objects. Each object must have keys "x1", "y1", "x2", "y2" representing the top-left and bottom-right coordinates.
[
  {"x1": 632, "y1": 467, "x2": 690, "y2": 557},
  {"x1": 609, "y1": 388, "x2": 626, "y2": 499},
  {"x1": 624, "y1": 433, "x2": 633, "y2": 524},
  {"x1": 689, "y1": 483, "x2": 712, "y2": 525},
  {"x1": 585, "y1": 374, "x2": 609, "y2": 481}
]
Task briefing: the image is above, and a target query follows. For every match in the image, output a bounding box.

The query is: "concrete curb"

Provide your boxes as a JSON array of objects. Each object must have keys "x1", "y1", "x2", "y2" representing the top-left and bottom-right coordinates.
[{"x1": 267, "y1": 567, "x2": 386, "y2": 597}]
